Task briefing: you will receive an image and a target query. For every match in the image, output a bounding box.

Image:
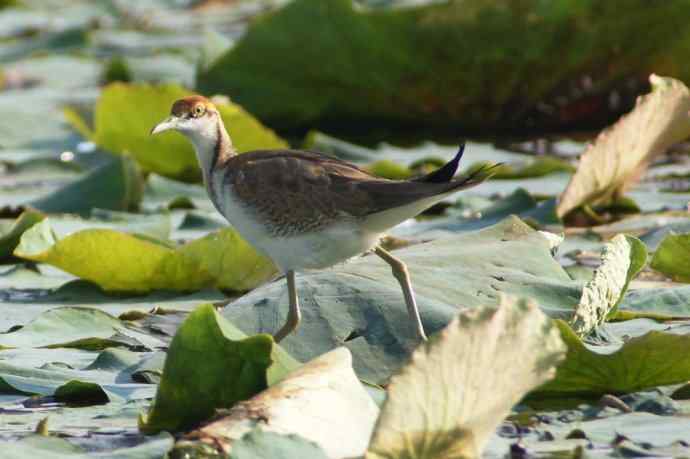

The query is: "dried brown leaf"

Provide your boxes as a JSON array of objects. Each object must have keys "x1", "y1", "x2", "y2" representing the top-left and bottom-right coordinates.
[{"x1": 557, "y1": 75, "x2": 690, "y2": 217}]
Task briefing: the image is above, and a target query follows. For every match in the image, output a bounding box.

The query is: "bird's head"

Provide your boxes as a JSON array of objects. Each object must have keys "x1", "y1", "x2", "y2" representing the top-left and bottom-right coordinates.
[
  {"x1": 151, "y1": 95, "x2": 220, "y2": 141},
  {"x1": 151, "y1": 95, "x2": 232, "y2": 173}
]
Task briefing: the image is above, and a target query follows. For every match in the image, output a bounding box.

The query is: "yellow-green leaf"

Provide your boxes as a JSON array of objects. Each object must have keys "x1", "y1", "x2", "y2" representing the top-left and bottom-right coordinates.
[
  {"x1": 14, "y1": 220, "x2": 276, "y2": 293},
  {"x1": 67, "y1": 83, "x2": 288, "y2": 182}
]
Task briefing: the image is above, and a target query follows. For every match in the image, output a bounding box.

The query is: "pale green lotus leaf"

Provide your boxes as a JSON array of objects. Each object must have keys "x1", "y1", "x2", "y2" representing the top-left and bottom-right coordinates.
[
  {"x1": 365, "y1": 297, "x2": 565, "y2": 459},
  {"x1": 14, "y1": 219, "x2": 276, "y2": 293}
]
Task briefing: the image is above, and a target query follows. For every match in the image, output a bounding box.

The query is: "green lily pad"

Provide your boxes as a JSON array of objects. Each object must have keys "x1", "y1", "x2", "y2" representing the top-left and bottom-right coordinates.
[
  {"x1": 650, "y1": 233, "x2": 690, "y2": 282},
  {"x1": 392, "y1": 188, "x2": 559, "y2": 238},
  {"x1": 4, "y1": 55, "x2": 100, "y2": 90},
  {"x1": 67, "y1": 83, "x2": 288, "y2": 181},
  {"x1": 14, "y1": 219, "x2": 276, "y2": 293},
  {"x1": 0, "y1": 155, "x2": 84, "y2": 208},
  {"x1": 222, "y1": 217, "x2": 638, "y2": 383},
  {"x1": 0, "y1": 349, "x2": 158, "y2": 403},
  {"x1": 0, "y1": 307, "x2": 164, "y2": 351},
  {"x1": 366, "y1": 297, "x2": 565, "y2": 459},
  {"x1": 622, "y1": 286, "x2": 690, "y2": 316},
  {"x1": 28, "y1": 154, "x2": 144, "y2": 216},
  {"x1": 143, "y1": 174, "x2": 216, "y2": 213},
  {"x1": 140, "y1": 304, "x2": 299, "y2": 433},
  {"x1": 537, "y1": 321, "x2": 690, "y2": 397},
  {"x1": 0, "y1": 275, "x2": 224, "y2": 334}
]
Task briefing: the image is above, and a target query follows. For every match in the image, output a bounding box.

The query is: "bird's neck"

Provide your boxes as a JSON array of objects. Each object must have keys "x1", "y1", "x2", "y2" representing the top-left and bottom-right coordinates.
[{"x1": 189, "y1": 117, "x2": 236, "y2": 183}]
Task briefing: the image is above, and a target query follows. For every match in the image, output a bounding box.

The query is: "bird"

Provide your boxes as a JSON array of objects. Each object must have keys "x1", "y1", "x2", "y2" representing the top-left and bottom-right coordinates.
[{"x1": 152, "y1": 95, "x2": 496, "y2": 342}]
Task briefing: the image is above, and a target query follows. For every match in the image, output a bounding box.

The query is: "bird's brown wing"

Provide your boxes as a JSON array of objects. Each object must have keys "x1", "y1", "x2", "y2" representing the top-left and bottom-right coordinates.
[{"x1": 223, "y1": 149, "x2": 489, "y2": 235}]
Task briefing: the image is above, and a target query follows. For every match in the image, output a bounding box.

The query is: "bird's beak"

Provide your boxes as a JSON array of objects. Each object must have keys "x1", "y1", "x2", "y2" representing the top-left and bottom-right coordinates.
[{"x1": 150, "y1": 116, "x2": 179, "y2": 135}]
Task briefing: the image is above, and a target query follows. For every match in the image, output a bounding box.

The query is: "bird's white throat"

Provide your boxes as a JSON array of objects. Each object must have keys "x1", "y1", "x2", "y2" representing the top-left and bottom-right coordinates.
[{"x1": 185, "y1": 116, "x2": 234, "y2": 181}]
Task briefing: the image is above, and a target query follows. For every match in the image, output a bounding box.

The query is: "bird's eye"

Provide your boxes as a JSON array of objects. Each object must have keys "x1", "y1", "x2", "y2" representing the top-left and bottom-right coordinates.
[{"x1": 193, "y1": 105, "x2": 205, "y2": 117}]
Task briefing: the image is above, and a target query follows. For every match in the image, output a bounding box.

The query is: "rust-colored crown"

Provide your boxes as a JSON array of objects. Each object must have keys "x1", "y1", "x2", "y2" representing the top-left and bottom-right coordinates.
[{"x1": 171, "y1": 95, "x2": 216, "y2": 117}]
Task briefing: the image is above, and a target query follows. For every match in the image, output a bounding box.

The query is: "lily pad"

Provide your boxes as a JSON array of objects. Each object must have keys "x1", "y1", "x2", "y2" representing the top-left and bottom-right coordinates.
[
  {"x1": 0, "y1": 347, "x2": 159, "y2": 403},
  {"x1": 67, "y1": 83, "x2": 288, "y2": 181},
  {"x1": 1, "y1": 209, "x2": 171, "y2": 261},
  {"x1": 28, "y1": 154, "x2": 144, "y2": 216},
  {"x1": 140, "y1": 304, "x2": 299, "y2": 433},
  {"x1": 365, "y1": 296, "x2": 565, "y2": 459},
  {"x1": 538, "y1": 321, "x2": 690, "y2": 397},
  {"x1": 622, "y1": 285, "x2": 690, "y2": 316},
  {"x1": 0, "y1": 432, "x2": 173, "y2": 459},
  {"x1": 0, "y1": 307, "x2": 164, "y2": 351},
  {"x1": 222, "y1": 217, "x2": 639, "y2": 383},
  {"x1": 392, "y1": 188, "x2": 559, "y2": 238},
  {"x1": 650, "y1": 233, "x2": 690, "y2": 282},
  {"x1": 14, "y1": 219, "x2": 276, "y2": 293}
]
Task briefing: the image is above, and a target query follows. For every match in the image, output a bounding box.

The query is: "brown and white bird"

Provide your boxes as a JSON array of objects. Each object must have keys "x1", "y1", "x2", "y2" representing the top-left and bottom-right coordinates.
[{"x1": 152, "y1": 96, "x2": 495, "y2": 342}]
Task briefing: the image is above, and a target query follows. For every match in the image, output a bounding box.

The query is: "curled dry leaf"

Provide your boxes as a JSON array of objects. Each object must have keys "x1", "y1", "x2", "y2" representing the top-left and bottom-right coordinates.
[
  {"x1": 569, "y1": 234, "x2": 647, "y2": 335},
  {"x1": 557, "y1": 75, "x2": 690, "y2": 217},
  {"x1": 365, "y1": 296, "x2": 566, "y2": 459},
  {"x1": 182, "y1": 347, "x2": 379, "y2": 459}
]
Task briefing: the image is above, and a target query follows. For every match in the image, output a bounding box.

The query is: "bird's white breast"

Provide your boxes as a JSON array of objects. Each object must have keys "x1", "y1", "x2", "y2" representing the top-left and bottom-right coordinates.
[{"x1": 209, "y1": 170, "x2": 381, "y2": 273}]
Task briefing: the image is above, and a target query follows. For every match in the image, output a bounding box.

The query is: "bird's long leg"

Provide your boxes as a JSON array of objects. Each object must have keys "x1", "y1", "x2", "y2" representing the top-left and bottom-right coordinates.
[
  {"x1": 273, "y1": 270, "x2": 301, "y2": 342},
  {"x1": 374, "y1": 246, "x2": 428, "y2": 341}
]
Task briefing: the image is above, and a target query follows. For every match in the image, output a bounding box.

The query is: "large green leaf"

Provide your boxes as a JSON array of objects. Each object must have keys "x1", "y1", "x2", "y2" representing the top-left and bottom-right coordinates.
[
  {"x1": 222, "y1": 217, "x2": 639, "y2": 383},
  {"x1": 650, "y1": 232, "x2": 690, "y2": 282},
  {"x1": 67, "y1": 83, "x2": 288, "y2": 181},
  {"x1": 177, "y1": 347, "x2": 377, "y2": 458},
  {"x1": 365, "y1": 297, "x2": 565, "y2": 459},
  {"x1": 538, "y1": 321, "x2": 690, "y2": 397},
  {"x1": 28, "y1": 154, "x2": 144, "y2": 216},
  {"x1": 14, "y1": 219, "x2": 276, "y2": 293},
  {"x1": 140, "y1": 304, "x2": 299, "y2": 434},
  {"x1": 199, "y1": 0, "x2": 690, "y2": 132}
]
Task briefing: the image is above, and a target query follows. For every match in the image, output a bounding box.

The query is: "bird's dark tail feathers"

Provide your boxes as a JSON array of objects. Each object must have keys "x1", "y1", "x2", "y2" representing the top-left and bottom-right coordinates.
[{"x1": 416, "y1": 142, "x2": 503, "y2": 190}]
